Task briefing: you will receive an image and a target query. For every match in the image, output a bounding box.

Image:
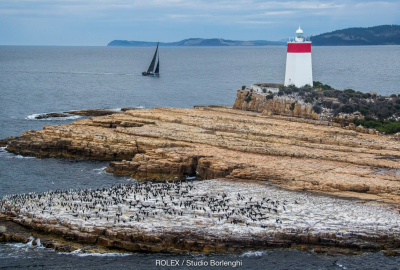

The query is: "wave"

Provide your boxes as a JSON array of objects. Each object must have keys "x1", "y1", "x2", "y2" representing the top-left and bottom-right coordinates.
[
  {"x1": 26, "y1": 113, "x2": 82, "y2": 121},
  {"x1": 240, "y1": 251, "x2": 267, "y2": 257},
  {"x1": 335, "y1": 261, "x2": 348, "y2": 269},
  {"x1": 15, "y1": 155, "x2": 35, "y2": 159},
  {"x1": 4, "y1": 237, "x2": 44, "y2": 249},
  {"x1": 68, "y1": 249, "x2": 131, "y2": 257},
  {"x1": 0, "y1": 147, "x2": 35, "y2": 159},
  {"x1": 92, "y1": 167, "x2": 107, "y2": 174}
]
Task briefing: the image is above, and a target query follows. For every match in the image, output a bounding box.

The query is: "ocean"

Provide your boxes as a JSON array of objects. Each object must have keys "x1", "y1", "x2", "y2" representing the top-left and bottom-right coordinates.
[{"x1": 1, "y1": 45, "x2": 400, "y2": 269}]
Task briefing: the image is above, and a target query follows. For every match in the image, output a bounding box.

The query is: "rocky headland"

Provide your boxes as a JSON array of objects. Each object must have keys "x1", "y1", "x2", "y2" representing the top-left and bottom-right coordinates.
[{"x1": 1, "y1": 89, "x2": 400, "y2": 254}]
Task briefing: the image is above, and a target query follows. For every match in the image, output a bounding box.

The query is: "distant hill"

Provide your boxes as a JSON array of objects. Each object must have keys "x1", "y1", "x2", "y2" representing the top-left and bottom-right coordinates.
[
  {"x1": 310, "y1": 25, "x2": 400, "y2": 45},
  {"x1": 107, "y1": 38, "x2": 285, "y2": 47}
]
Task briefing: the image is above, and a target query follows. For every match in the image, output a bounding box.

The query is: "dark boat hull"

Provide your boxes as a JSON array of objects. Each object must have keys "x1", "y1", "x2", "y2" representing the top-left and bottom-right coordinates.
[{"x1": 142, "y1": 72, "x2": 159, "y2": 76}]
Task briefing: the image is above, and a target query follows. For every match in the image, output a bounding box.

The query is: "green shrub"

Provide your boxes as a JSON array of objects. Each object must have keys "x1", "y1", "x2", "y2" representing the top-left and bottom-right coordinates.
[
  {"x1": 245, "y1": 94, "x2": 252, "y2": 103},
  {"x1": 304, "y1": 97, "x2": 314, "y2": 104},
  {"x1": 344, "y1": 89, "x2": 355, "y2": 94},
  {"x1": 382, "y1": 121, "x2": 400, "y2": 133},
  {"x1": 313, "y1": 81, "x2": 333, "y2": 90},
  {"x1": 332, "y1": 102, "x2": 340, "y2": 109},
  {"x1": 354, "y1": 118, "x2": 400, "y2": 134},
  {"x1": 362, "y1": 93, "x2": 371, "y2": 98},
  {"x1": 321, "y1": 100, "x2": 333, "y2": 109},
  {"x1": 312, "y1": 105, "x2": 322, "y2": 114},
  {"x1": 242, "y1": 85, "x2": 246, "y2": 90},
  {"x1": 266, "y1": 94, "x2": 274, "y2": 100},
  {"x1": 340, "y1": 104, "x2": 355, "y2": 114},
  {"x1": 290, "y1": 101, "x2": 297, "y2": 111},
  {"x1": 284, "y1": 88, "x2": 293, "y2": 95}
]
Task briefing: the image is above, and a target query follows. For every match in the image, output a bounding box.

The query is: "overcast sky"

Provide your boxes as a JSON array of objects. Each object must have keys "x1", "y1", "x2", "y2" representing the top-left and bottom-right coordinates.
[{"x1": 0, "y1": 0, "x2": 399, "y2": 46}]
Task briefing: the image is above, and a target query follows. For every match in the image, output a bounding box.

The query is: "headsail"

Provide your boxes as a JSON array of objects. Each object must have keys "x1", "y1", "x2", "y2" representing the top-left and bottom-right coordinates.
[
  {"x1": 154, "y1": 59, "x2": 159, "y2": 74},
  {"x1": 147, "y1": 42, "x2": 159, "y2": 73}
]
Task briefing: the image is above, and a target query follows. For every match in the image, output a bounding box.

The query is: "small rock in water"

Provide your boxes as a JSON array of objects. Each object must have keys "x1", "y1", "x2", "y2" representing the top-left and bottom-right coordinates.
[{"x1": 34, "y1": 113, "x2": 70, "y2": 119}]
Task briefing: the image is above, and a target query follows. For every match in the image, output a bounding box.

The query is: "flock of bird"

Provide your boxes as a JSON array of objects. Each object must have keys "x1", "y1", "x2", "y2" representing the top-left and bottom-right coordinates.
[
  {"x1": 1, "y1": 180, "x2": 291, "y2": 231},
  {"x1": 1, "y1": 180, "x2": 399, "y2": 238}
]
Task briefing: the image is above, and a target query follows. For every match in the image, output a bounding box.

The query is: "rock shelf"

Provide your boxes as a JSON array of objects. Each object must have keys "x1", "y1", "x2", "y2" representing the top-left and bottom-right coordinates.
[
  {"x1": 2, "y1": 99, "x2": 400, "y2": 253},
  {"x1": 3, "y1": 105, "x2": 400, "y2": 204},
  {"x1": 2, "y1": 180, "x2": 400, "y2": 253}
]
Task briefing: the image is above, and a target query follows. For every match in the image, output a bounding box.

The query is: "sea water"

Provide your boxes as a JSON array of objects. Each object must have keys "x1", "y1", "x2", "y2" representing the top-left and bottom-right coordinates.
[{"x1": 1, "y1": 45, "x2": 400, "y2": 269}]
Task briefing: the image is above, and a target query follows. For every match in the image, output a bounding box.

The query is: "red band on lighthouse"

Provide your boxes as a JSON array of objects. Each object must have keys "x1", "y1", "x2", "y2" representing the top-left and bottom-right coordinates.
[{"x1": 287, "y1": 43, "x2": 311, "y2": 53}]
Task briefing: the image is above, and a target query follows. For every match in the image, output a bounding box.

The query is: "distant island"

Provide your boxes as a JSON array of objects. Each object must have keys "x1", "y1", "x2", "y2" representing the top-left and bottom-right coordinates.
[
  {"x1": 107, "y1": 38, "x2": 285, "y2": 47},
  {"x1": 310, "y1": 25, "x2": 400, "y2": 46},
  {"x1": 108, "y1": 25, "x2": 400, "y2": 47}
]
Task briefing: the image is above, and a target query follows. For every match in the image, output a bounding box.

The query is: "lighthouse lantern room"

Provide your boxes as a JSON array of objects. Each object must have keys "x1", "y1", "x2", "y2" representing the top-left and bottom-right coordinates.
[{"x1": 284, "y1": 27, "x2": 313, "y2": 87}]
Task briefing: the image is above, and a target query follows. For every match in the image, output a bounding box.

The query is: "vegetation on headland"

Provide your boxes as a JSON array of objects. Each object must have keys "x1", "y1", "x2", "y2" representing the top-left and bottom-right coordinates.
[
  {"x1": 252, "y1": 81, "x2": 400, "y2": 133},
  {"x1": 311, "y1": 25, "x2": 400, "y2": 46},
  {"x1": 354, "y1": 118, "x2": 400, "y2": 134}
]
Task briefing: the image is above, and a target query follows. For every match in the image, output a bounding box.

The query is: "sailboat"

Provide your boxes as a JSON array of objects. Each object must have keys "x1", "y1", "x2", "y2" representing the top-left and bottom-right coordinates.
[{"x1": 142, "y1": 42, "x2": 160, "y2": 76}]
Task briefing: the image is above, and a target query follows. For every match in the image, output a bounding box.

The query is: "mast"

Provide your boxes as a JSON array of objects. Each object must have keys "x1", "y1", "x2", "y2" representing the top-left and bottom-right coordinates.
[{"x1": 147, "y1": 42, "x2": 159, "y2": 73}]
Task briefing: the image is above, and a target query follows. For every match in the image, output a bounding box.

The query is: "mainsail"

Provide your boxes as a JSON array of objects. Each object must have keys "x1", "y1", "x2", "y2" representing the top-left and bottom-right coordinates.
[{"x1": 147, "y1": 43, "x2": 159, "y2": 73}]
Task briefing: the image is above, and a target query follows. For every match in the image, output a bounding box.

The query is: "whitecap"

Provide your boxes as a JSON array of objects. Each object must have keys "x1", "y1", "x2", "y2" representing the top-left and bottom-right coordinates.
[
  {"x1": 4, "y1": 242, "x2": 28, "y2": 249},
  {"x1": 335, "y1": 261, "x2": 348, "y2": 269},
  {"x1": 240, "y1": 251, "x2": 266, "y2": 257},
  {"x1": 74, "y1": 252, "x2": 131, "y2": 257},
  {"x1": 0, "y1": 147, "x2": 36, "y2": 159},
  {"x1": 93, "y1": 167, "x2": 107, "y2": 174},
  {"x1": 110, "y1": 106, "x2": 145, "y2": 111},
  {"x1": 15, "y1": 155, "x2": 35, "y2": 159},
  {"x1": 36, "y1": 238, "x2": 42, "y2": 247},
  {"x1": 26, "y1": 113, "x2": 41, "y2": 120},
  {"x1": 26, "y1": 236, "x2": 34, "y2": 247},
  {"x1": 67, "y1": 249, "x2": 131, "y2": 257}
]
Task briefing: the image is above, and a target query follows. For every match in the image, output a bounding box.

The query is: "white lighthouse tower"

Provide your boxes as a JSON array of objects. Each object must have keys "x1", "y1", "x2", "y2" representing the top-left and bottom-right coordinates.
[{"x1": 284, "y1": 26, "x2": 313, "y2": 87}]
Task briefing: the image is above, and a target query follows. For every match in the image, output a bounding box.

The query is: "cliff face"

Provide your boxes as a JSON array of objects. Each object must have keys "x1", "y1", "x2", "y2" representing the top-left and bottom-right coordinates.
[
  {"x1": 233, "y1": 89, "x2": 368, "y2": 129},
  {"x1": 233, "y1": 90, "x2": 318, "y2": 119}
]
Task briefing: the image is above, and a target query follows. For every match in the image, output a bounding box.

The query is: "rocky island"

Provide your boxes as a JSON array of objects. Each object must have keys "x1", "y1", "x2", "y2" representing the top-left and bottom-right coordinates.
[{"x1": 1, "y1": 85, "x2": 400, "y2": 255}]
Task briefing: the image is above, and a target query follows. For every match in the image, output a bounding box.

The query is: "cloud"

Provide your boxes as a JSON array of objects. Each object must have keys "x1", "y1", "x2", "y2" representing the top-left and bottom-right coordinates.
[
  {"x1": 238, "y1": 20, "x2": 276, "y2": 24},
  {"x1": 0, "y1": 0, "x2": 399, "y2": 45},
  {"x1": 263, "y1": 11, "x2": 295, "y2": 15},
  {"x1": 0, "y1": 0, "x2": 346, "y2": 17}
]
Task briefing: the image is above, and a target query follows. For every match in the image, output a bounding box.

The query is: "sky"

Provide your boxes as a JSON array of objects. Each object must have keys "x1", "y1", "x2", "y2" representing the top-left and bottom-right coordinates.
[{"x1": 0, "y1": 0, "x2": 399, "y2": 46}]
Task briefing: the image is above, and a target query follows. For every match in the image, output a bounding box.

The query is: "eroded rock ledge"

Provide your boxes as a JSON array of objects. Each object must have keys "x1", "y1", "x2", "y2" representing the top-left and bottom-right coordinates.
[{"x1": 3, "y1": 105, "x2": 400, "y2": 204}]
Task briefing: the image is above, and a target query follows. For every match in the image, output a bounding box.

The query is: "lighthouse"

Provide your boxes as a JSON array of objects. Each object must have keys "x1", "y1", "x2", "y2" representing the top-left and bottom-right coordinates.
[{"x1": 284, "y1": 27, "x2": 313, "y2": 87}]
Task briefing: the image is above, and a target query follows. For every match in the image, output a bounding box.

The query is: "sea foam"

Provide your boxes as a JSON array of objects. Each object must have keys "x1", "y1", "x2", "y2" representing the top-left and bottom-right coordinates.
[{"x1": 26, "y1": 113, "x2": 81, "y2": 121}]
